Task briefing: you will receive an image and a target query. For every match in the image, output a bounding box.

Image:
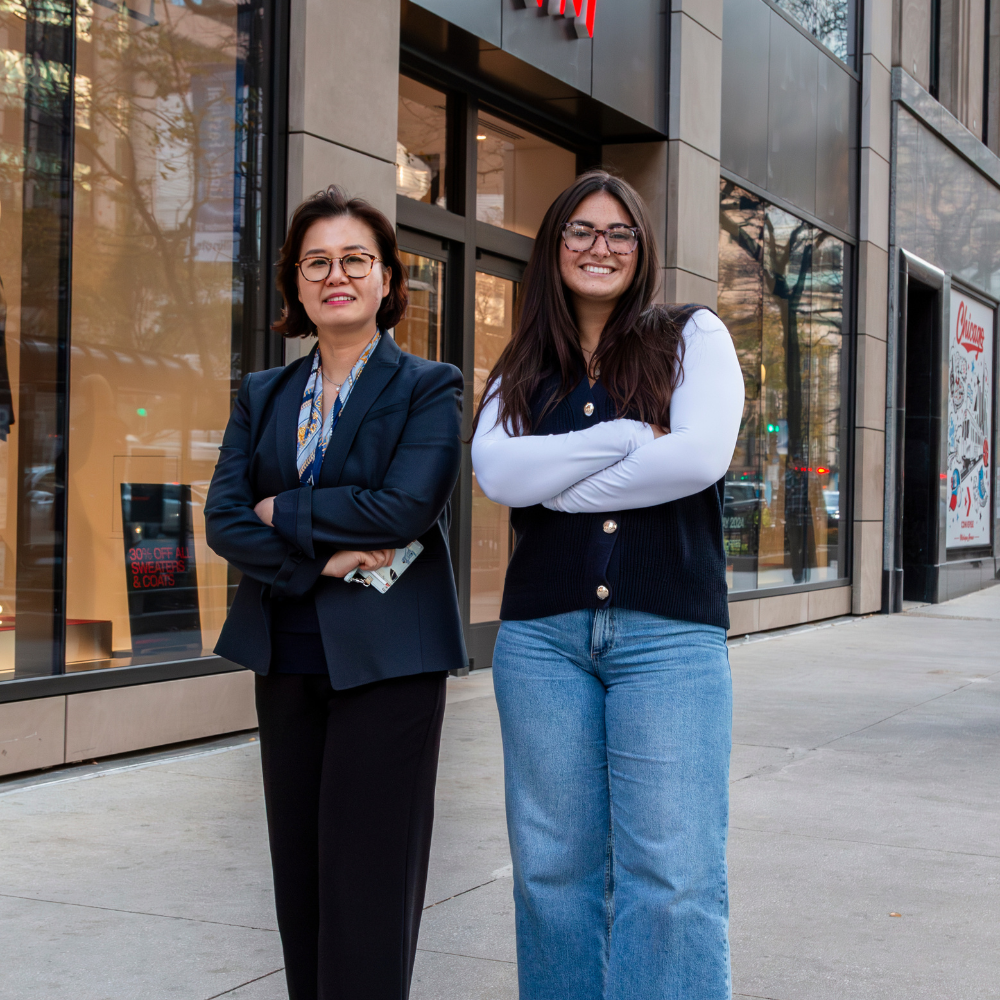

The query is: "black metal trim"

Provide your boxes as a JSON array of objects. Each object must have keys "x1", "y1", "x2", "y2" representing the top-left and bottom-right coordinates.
[
  {"x1": 0, "y1": 656, "x2": 246, "y2": 705},
  {"x1": 476, "y1": 223, "x2": 534, "y2": 263},
  {"x1": 727, "y1": 578, "x2": 851, "y2": 602},
  {"x1": 396, "y1": 197, "x2": 466, "y2": 243}
]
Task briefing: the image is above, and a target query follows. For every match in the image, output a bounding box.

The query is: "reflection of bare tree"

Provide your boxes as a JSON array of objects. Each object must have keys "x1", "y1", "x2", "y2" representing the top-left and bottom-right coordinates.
[
  {"x1": 73, "y1": 2, "x2": 239, "y2": 380},
  {"x1": 763, "y1": 215, "x2": 816, "y2": 582},
  {"x1": 773, "y1": 0, "x2": 848, "y2": 60},
  {"x1": 720, "y1": 181, "x2": 819, "y2": 582}
]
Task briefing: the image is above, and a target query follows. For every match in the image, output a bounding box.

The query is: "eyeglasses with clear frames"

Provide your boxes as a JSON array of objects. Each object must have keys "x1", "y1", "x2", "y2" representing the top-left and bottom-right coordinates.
[
  {"x1": 296, "y1": 253, "x2": 382, "y2": 282},
  {"x1": 561, "y1": 223, "x2": 640, "y2": 255}
]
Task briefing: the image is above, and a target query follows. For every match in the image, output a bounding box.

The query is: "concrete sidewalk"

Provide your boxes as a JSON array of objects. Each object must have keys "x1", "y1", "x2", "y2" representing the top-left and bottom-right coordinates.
[{"x1": 0, "y1": 585, "x2": 997, "y2": 999}]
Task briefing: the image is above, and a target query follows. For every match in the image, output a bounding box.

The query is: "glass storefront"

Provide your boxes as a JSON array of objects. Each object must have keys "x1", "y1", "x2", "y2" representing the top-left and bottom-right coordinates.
[
  {"x1": 0, "y1": 0, "x2": 274, "y2": 679},
  {"x1": 396, "y1": 252, "x2": 443, "y2": 361},
  {"x1": 475, "y1": 109, "x2": 576, "y2": 238},
  {"x1": 470, "y1": 271, "x2": 515, "y2": 624},
  {"x1": 397, "y1": 75, "x2": 447, "y2": 208},
  {"x1": 718, "y1": 179, "x2": 848, "y2": 592}
]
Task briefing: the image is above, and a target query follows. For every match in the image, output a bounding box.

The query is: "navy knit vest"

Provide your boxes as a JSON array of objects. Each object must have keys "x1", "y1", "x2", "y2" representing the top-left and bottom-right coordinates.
[{"x1": 499, "y1": 371, "x2": 730, "y2": 629}]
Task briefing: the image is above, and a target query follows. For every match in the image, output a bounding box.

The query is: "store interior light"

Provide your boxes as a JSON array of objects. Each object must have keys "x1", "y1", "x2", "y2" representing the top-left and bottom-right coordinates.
[{"x1": 476, "y1": 134, "x2": 486, "y2": 140}]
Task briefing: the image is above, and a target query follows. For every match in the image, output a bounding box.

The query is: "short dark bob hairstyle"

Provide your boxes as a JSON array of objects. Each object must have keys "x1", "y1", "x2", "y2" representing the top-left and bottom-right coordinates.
[{"x1": 273, "y1": 186, "x2": 408, "y2": 337}]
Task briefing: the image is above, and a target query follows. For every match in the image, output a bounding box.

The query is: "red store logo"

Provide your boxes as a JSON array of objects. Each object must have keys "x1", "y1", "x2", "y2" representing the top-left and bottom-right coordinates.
[
  {"x1": 533, "y1": 0, "x2": 596, "y2": 38},
  {"x1": 956, "y1": 300, "x2": 986, "y2": 358}
]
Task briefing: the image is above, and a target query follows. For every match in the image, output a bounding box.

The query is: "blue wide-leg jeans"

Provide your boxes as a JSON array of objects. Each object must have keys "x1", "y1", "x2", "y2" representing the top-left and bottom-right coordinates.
[{"x1": 492, "y1": 608, "x2": 732, "y2": 1000}]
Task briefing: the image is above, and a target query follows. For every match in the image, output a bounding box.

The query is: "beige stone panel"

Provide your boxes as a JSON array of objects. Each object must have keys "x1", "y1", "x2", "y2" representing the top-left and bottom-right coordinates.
[
  {"x1": 288, "y1": 0, "x2": 399, "y2": 162},
  {"x1": 287, "y1": 133, "x2": 397, "y2": 225},
  {"x1": 668, "y1": 14, "x2": 722, "y2": 159},
  {"x1": 852, "y1": 518, "x2": 884, "y2": 614},
  {"x1": 0, "y1": 697, "x2": 65, "y2": 777},
  {"x1": 601, "y1": 142, "x2": 667, "y2": 264},
  {"x1": 65, "y1": 671, "x2": 257, "y2": 763},
  {"x1": 666, "y1": 141, "x2": 720, "y2": 280},
  {"x1": 757, "y1": 592, "x2": 810, "y2": 631},
  {"x1": 807, "y1": 585, "x2": 852, "y2": 621},
  {"x1": 896, "y1": 0, "x2": 931, "y2": 89},
  {"x1": 671, "y1": 0, "x2": 723, "y2": 38},
  {"x1": 868, "y1": 0, "x2": 896, "y2": 69},
  {"x1": 859, "y1": 149, "x2": 890, "y2": 251},
  {"x1": 855, "y1": 334, "x2": 888, "y2": 430},
  {"x1": 862, "y1": 55, "x2": 892, "y2": 161},
  {"x1": 854, "y1": 427, "x2": 887, "y2": 521},
  {"x1": 659, "y1": 268, "x2": 719, "y2": 308},
  {"x1": 857, "y1": 242, "x2": 889, "y2": 339},
  {"x1": 727, "y1": 599, "x2": 759, "y2": 636}
]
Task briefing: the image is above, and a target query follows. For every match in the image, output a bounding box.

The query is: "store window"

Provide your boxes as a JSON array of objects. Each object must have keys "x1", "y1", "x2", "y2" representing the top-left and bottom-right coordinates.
[
  {"x1": 396, "y1": 252, "x2": 443, "y2": 361},
  {"x1": 476, "y1": 110, "x2": 576, "y2": 238},
  {"x1": 397, "y1": 76, "x2": 447, "y2": 208},
  {"x1": 772, "y1": 0, "x2": 854, "y2": 64},
  {"x1": 470, "y1": 271, "x2": 515, "y2": 623},
  {"x1": 0, "y1": 0, "x2": 271, "y2": 678},
  {"x1": 718, "y1": 180, "x2": 847, "y2": 592}
]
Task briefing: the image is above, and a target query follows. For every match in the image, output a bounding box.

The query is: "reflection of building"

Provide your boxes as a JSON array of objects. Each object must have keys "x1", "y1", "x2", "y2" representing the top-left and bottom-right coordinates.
[{"x1": 0, "y1": 0, "x2": 997, "y2": 776}]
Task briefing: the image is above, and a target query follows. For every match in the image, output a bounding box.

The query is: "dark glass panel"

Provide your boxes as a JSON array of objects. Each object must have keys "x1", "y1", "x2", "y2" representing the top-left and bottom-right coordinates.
[{"x1": 718, "y1": 180, "x2": 846, "y2": 593}]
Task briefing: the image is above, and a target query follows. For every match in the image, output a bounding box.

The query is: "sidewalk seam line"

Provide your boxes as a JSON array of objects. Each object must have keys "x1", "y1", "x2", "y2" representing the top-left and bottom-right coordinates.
[
  {"x1": 203, "y1": 968, "x2": 284, "y2": 1000},
  {"x1": 813, "y1": 668, "x2": 1000, "y2": 750},
  {"x1": 0, "y1": 891, "x2": 279, "y2": 932},
  {"x1": 415, "y1": 947, "x2": 516, "y2": 965},
  {"x1": 730, "y1": 825, "x2": 1000, "y2": 859}
]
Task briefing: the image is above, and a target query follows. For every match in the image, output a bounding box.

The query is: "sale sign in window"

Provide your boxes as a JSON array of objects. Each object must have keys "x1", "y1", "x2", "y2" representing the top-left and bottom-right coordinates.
[
  {"x1": 947, "y1": 290, "x2": 994, "y2": 549},
  {"x1": 121, "y1": 483, "x2": 202, "y2": 657}
]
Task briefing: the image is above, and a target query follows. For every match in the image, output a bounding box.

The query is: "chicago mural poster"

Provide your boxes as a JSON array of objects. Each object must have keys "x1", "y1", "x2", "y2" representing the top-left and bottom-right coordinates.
[{"x1": 947, "y1": 290, "x2": 994, "y2": 548}]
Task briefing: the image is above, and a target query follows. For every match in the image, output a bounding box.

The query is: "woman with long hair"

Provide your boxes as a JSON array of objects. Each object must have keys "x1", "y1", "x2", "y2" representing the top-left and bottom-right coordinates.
[
  {"x1": 471, "y1": 171, "x2": 745, "y2": 999},
  {"x1": 206, "y1": 187, "x2": 465, "y2": 1000}
]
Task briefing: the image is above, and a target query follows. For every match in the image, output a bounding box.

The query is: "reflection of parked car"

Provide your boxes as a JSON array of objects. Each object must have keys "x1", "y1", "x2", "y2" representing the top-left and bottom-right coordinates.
[
  {"x1": 723, "y1": 482, "x2": 760, "y2": 518},
  {"x1": 722, "y1": 482, "x2": 760, "y2": 561}
]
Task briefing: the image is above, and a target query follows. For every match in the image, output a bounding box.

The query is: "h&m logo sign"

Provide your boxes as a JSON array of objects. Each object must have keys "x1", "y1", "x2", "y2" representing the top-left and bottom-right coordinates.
[{"x1": 528, "y1": 0, "x2": 597, "y2": 38}]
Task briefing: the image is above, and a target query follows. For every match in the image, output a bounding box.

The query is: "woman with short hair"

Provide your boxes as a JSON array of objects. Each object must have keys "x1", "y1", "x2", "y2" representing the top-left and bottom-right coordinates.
[
  {"x1": 471, "y1": 171, "x2": 745, "y2": 1000},
  {"x1": 206, "y1": 186, "x2": 465, "y2": 1000}
]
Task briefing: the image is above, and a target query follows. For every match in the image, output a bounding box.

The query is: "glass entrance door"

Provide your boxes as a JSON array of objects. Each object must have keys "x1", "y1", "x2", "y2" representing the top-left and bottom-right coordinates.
[{"x1": 470, "y1": 271, "x2": 516, "y2": 624}]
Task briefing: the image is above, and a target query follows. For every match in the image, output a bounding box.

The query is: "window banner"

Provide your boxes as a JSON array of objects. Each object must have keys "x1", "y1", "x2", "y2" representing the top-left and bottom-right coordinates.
[
  {"x1": 946, "y1": 290, "x2": 994, "y2": 548},
  {"x1": 121, "y1": 483, "x2": 202, "y2": 657}
]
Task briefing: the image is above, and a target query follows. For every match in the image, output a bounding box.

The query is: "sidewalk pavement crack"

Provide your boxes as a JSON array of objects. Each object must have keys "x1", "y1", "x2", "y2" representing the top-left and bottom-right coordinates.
[
  {"x1": 730, "y1": 825, "x2": 1000, "y2": 860},
  {"x1": 423, "y1": 877, "x2": 499, "y2": 911},
  {"x1": 415, "y1": 947, "x2": 515, "y2": 965},
  {"x1": 203, "y1": 968, "x2": 284, "y2": 999},
  {"x1": 813, "y1": 667, "x2": 1000, "y2": 751},
  {"x1": 0, "y1": 891, "x2": 279, "y2": 932}
]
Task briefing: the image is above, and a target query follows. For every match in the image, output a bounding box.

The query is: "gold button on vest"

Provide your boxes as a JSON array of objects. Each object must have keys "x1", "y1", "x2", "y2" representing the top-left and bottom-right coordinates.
[
  {"x1": 596, "y1": 585, "x2": 609, "y2": 600},
  {"x1": 603, "y1": 519, "x2": 617, "y2": 533},
  {"x1": 583, "y1": 402, "x2": 595, "y2": 416}
]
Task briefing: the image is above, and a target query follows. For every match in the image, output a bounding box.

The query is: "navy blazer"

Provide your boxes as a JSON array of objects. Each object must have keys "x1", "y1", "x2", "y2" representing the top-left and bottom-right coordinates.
[{"x1": 205, "y1": 334, "x2": 467, "y2": 688}]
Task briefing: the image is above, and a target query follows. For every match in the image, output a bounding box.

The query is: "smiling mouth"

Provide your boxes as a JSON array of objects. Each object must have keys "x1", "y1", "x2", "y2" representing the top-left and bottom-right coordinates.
[
  {"x1": 324, "y1": 294, "x2": 355, "y2": 303},
  {"x1": 582, "y1": 264, "x2": 615, "y2": 275}
]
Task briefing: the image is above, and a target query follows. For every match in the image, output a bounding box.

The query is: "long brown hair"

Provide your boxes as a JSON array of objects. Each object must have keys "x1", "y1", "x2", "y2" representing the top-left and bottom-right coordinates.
[
  {"x1": 472, "y1": 170, "x2": 699, "y2": 436},
  {"x1": 273, "y1": 186, "x2": 408, "y2": 337}
]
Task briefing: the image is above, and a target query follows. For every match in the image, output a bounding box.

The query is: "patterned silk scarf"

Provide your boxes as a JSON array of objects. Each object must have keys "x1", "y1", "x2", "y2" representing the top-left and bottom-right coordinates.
[{"x1": 296, "y1": 331, "x2": 381, "y2": 485}]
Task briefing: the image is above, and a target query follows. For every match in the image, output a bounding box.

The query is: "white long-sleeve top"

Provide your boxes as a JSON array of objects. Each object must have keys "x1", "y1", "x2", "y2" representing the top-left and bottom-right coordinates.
[{"x1": 470, "y1": 309, "x2": 745, "y2": 513}]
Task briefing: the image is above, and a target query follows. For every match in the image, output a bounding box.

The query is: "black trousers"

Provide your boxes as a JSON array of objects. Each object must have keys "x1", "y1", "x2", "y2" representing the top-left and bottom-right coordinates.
[{"x1": 255, "y1": 668, "x2": 447, "y2": 1000}]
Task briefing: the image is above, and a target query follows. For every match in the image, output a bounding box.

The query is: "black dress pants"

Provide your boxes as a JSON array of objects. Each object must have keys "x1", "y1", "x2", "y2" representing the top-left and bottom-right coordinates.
[{"x1": 254, "y1": 668, "x2": 447, "y2": 1000}]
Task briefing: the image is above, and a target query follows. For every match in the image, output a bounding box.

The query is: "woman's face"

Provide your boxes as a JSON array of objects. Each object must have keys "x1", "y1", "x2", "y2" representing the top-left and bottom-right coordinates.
[
  {"x1": 558, "y1": 190, "x2": 640, "y2": 309},
  {"x1": 295, "y1": 214, "x2": 391, "y2": 336}
]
